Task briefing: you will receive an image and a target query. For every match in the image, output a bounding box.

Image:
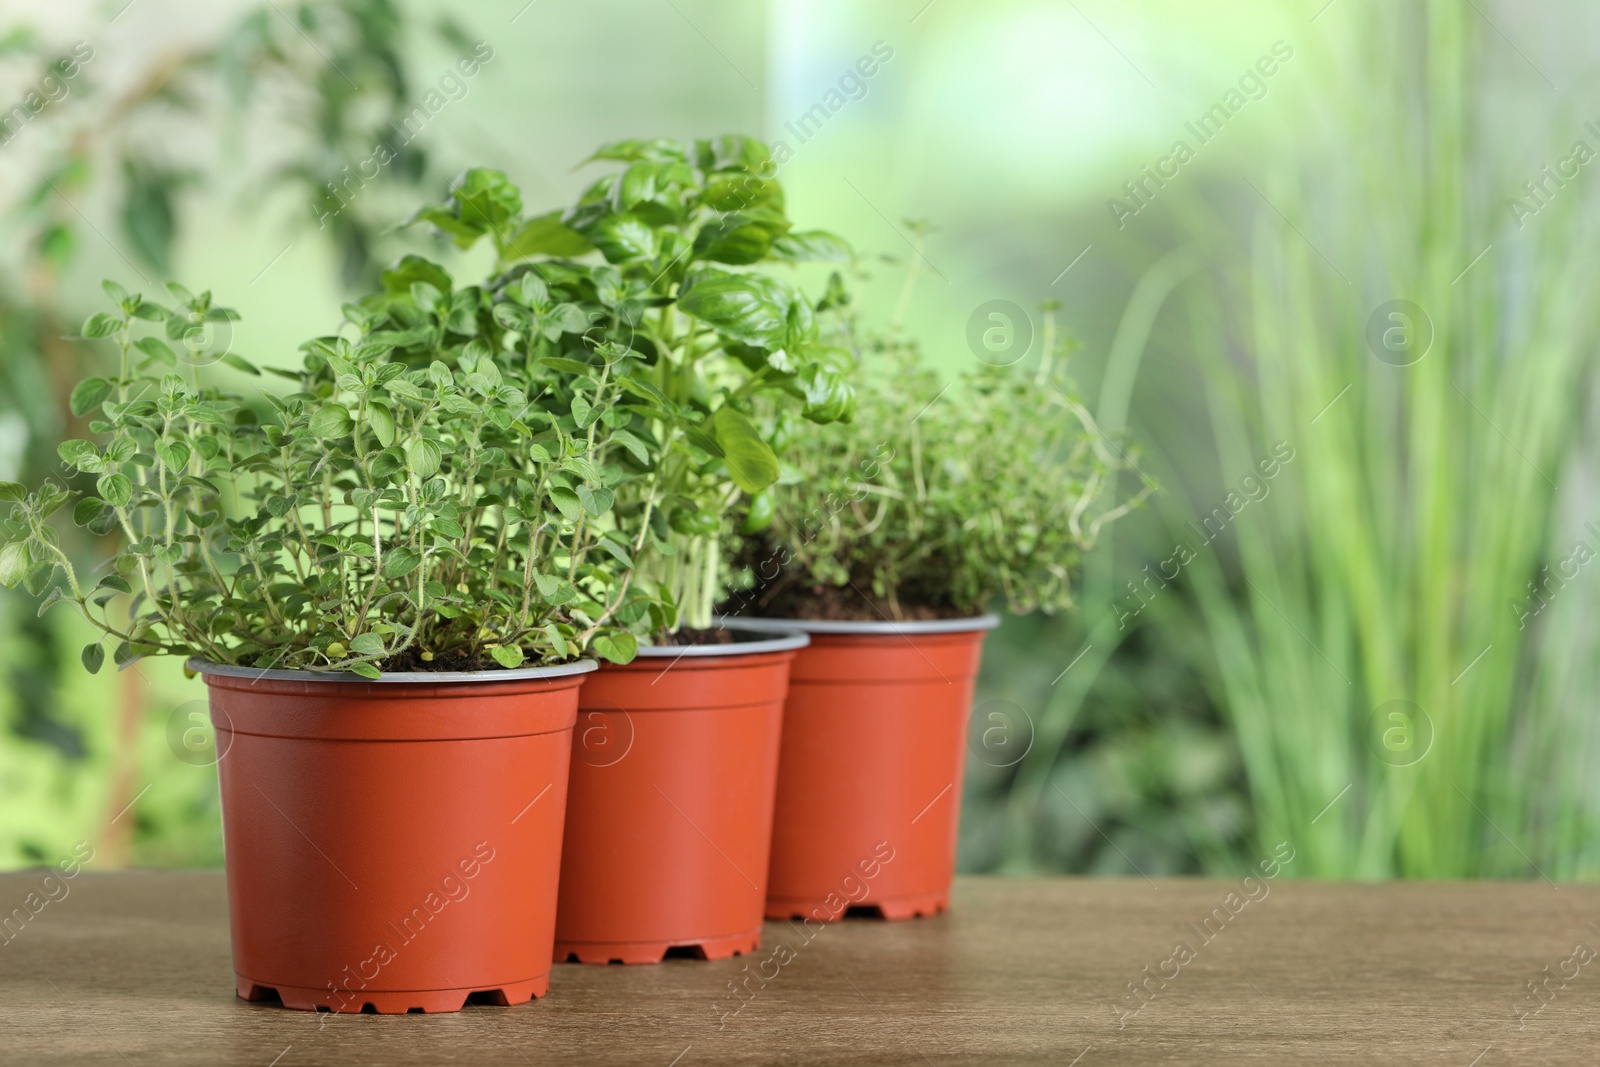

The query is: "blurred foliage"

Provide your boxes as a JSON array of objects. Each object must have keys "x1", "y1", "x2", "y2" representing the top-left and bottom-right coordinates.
[
  {"x1": 0, "y1": 0, "x2": 471, "y2": 867},
  {"x1": 5, "y1": 0, "x2": 1595, "y2": 884},
  {"x1": 962, "y1": 612, "x2": 1253, "y2": 877}
]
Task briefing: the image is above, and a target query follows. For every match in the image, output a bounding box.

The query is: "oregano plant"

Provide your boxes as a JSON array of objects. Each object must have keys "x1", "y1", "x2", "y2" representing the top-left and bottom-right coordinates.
[{"x1": 0, "y1": 267, "x2": 652, "y2": 677}]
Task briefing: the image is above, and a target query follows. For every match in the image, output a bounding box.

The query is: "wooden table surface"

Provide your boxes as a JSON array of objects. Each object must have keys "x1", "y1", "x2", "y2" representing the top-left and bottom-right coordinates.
[{"x1": 3, "y1": 871, "x2": 1598, "y2": 1065}]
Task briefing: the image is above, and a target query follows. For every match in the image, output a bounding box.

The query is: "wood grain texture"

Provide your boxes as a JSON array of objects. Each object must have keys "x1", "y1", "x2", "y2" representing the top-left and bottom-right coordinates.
[{"x1": 2, "y1": 871, "x2": 1597, "y2": 1065}]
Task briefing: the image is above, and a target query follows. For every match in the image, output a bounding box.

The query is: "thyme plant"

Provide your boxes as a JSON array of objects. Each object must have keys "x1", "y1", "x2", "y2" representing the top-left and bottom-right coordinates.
[{"x1": 735, "y1": 304, "x2": 1148, "y2": 620}]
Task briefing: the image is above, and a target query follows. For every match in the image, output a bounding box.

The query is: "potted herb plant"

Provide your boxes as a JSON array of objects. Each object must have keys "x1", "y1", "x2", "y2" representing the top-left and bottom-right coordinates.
[
  {"x1": 0, "y1": 262, "x2": 652, "y2": 1011},
  {"x1": 403, "y1": 138, "x2": 856, "y2": 963},
  {"x1": 728, "y1": 303, "x2": 1147, "y2": 922}
]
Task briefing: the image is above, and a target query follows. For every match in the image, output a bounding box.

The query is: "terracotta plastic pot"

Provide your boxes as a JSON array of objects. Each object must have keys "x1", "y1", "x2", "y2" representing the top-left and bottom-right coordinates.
[
  {"x1": 553, "y1": 629, "x2": 808, "y2": 964},
  {"x1": 194, "y1": 658, "x2": 592, "y2": 1014},
  {"x1": 734, "y1": 615, "x2": 999, "y2": 922}
]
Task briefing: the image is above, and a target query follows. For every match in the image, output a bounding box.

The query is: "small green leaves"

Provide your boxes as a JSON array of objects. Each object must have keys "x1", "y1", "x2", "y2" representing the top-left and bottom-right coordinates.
[
  {"x1": 348, "y1": 662, "x2": 383, "y2": 679},
  {"x1": 69, "y1": 377, "x2": 114, "y2": 416},
  {"x1": 81, "y1": 312, "x2": 121, "y2": 338},
  {"x1": 82, "y1": 643, "x2": 105, "y2": 674},
  {"x1": 593, "y1": 632, "x2": 638, "y2": 664},
  {"x1": 577, "y1": 485, "x2": 614, "y2": 517},
  {"x1": 349, "y1": 632, "x2": 387, "y2": 657},
  {"x1": 382, "y1": 547, "x2": 421, "y2": 579},
  {"x1": 490, "y1": 644, "x2": 525, "y2": 669},
  {"x1": 0, "y1": 542, "x2": 28, "y2": 587},
  {"x1": 0, "y1": 482, "x2": 27, "y2": 503},
  {"x1": 549, "y1": 487, "x2": 583, "y2": 522},
  {"x1": 410, "y1": 438, "x2": 442, "y2": 479},
  {"x1": 96, "y1": 472, "x2": 133, "y2": 508},
  {"x1": 366, "y1": 402, "x2": 396, "y2": 447},
  {"x1": 309, "y1": 403, "x2": 354, "y2": 438}
]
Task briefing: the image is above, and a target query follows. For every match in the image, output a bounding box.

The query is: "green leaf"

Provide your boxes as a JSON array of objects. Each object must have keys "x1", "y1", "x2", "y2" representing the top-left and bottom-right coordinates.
[
  {"x1": 73, "y1": 497, "x2": 114, "y2": 531},
  {"x1": 678, "y1": 270, "x2": 791, "y2": 350},
  {"x1": 383, "y1": 547, "x2": 421, "y2": 579},
  {"x1": 410, "y1": 438, "x2": 442, "y2": 479},
  {"x1": 610, "y1": 429, "x2": 652, "y2": 465},
  {"x1": 586, "y1": 213, "x2": 658, "y2": 264},
  {"x1": 694, "y1": 135, "x2": 773, "y2": 174},
  {"x1": 82, "y1": 643, "x2": 105, "y2": 674},
  {"x1": 80, "y1": 312, "x2": 121, "y2": 339},
  {"x1": 0, "y1": 481, "x2": 26, "y2": 502},
  {"x1": 585, "y1": 138, "x2": 687, "y2": 164},
  {"x1": 769, "y1": 229, "x2": 854, "y2": 262},
  {"x1": 571, "y1": 394, "x2": 593, "y2": 427},
  {"x1": 345, "y1": 662, "x2": 380, "y2": 679},
  {"x1": 221, "y1": 353, "x2": 260, "y2": 375},
  {"x1": 712, "y1": 406, "x2": 780, "y2": 494},
  {"x1": 798, "y1": 364, "x2": 857, "y2": 424},
  {"x1": 366, "y1": 402, "x2": 396, "y2": 447},
  {"x1": 490, "y1": 644, "x2": 525, "y2": 669},
  {"x1": 504, "y1": 211, "x2": 595, "y2": 259},
  {"x1": 549, "y1": 487, "x2": 582, "y2": 522},
  {"x1": 577, "y1": 485, "x2": 614, "y2": 517},
  {"x1": 451, "y1": 168, "x2": 522, "y2": 238},
  {"x1": 309, "y1": 404, "x2": 354, "y2": 438},
  {"x1": 700, "y1": 174, "x2": 785, "y2": 213},
  {"x1": 155, "y1": 440, "x2": 191, "y2": 472},
  {"x1": 96, "y1": 472, "x2": 133, "y2": 508},
  {"x1": 123, "y1": 166, "x2": 175, "y2": 272},
  {"x1": 102, "y1": 280, "x2": 130, "y2": 304},
  {"x1": 69, "y1": 377, "x2": 114, "y2": 416},
  {"x1": 694, "y1": 210, "x2": 791, "y2": 265},
  {"x1": 133, "y1": 336, "x2": 177, "y2": 367},
  {"x1": 593, "y1": 632, "x2": 638, "y2": 665},
  {"x1": 0, "y1": 542, "x2": 28, "y2": 587},
  {"x1": 740, "y1": 490, "x2": 775, "y2": 533},
  {"x1": 349, "y1": 632, "x2": 387, "y2": 657}
]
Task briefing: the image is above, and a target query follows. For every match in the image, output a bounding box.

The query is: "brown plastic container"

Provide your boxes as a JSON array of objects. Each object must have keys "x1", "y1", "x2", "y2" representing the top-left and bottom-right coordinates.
[
  {"x1": 553, "y1": 629, "x2": 808, "y2": 964},
  {"x1": 194, "y1": 658, "x2": 592, "y2": 1014},
  {"x1": 734, "y1": 615, "x2": 999, "y2": 922}
]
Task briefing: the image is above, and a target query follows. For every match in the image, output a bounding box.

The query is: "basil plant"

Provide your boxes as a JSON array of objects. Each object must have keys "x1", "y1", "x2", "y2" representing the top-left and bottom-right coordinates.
[
  {"x1": 405, "y1": 136, "x2": 859, "y2": 633},
  {"x1": 0, "y1": 267, "x2": 651, "y2": 677}
]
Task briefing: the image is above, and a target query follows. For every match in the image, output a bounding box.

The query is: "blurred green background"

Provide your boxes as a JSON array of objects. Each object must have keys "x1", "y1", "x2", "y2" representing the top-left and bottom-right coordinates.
[{"x1": 3, "y1": 0, "x2": 1597, "y2": 879}]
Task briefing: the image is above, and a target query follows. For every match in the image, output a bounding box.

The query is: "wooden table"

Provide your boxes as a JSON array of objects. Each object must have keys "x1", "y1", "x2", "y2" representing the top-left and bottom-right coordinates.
[{"x1": 3, "y1": 872, "x2": 1597, "y2": 1065}]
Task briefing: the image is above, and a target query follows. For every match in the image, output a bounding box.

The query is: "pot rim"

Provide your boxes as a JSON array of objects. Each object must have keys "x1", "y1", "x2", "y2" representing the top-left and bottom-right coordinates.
[
  {"x1": 716, "y1": 612, "x2": 1001, "y2": 636},
  {"x1": 186, "y1": 656, "x2": 598, "y2": 684},
  {"x1": 633, "y1": 624, "x2": 809, "y2": 658}
]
